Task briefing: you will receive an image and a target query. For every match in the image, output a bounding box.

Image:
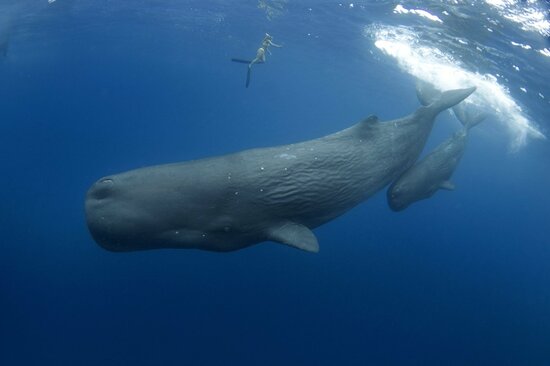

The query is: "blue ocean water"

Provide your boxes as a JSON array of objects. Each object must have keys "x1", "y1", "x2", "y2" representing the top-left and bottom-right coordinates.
[{"x1": 1, "y1": 1, "x2": 549, "y2": 365}]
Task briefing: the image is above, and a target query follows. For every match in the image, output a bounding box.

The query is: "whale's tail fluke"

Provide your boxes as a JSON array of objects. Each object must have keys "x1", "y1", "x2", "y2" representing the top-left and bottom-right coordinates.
[
  {"x1": 416, "y1": 81, "x2": 440, "y2": 106},
  {"x1": 428, "y1": 87, "x2": 477, "y2": 115},
  {"x1": 415, "y1": 81, "x2": 477, "y2": 118},
  {"x1": 453, "y1": 103, "x2": 487, "y2": 131}
]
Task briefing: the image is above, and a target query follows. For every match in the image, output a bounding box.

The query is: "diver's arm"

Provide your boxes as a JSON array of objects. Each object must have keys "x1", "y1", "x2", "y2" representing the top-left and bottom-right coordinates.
[{"x1": 269, "y1": 41, "x2": 283, "y2": 47}]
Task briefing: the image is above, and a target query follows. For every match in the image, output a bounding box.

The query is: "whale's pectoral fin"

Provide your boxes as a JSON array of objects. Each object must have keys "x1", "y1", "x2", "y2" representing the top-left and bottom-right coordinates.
[
  {"x1": 440, "y1": 181, "x2": 455, "y2": 190},
  {"x1": 267, "y1": 222, "x2": 319, "y2": 253}
]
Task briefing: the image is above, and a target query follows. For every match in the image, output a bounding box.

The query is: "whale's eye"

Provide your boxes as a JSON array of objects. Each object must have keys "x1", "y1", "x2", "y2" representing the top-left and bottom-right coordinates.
[{"x1": 92, "y1": 178, "x2": 114, "y2": 199}]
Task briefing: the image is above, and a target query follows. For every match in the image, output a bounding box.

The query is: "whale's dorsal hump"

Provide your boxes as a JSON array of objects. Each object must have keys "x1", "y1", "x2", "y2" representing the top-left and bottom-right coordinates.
[
  {"x1": 352, "y1": 115, "x2": 379, "y2": 137},
  {"x1": 360, "y1": 115, "x2": 379, "y2": 126},
  {"x1": 267, "y1": 222, "x2": 319, "y2": 253}
]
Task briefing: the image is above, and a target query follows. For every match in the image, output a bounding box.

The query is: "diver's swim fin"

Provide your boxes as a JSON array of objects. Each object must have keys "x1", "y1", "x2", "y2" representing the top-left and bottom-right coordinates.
[
  {"x1": 232, "y1": 58, "x2": 264, "y2": 88},
  {"x1": 231, "y1": 58, "x2": 253, "y2": 64},
  {"x1": 231, "y1": 58, "x2": 264, "y2": 65},
  {"x1": 246, "y1": 67, "x2": 252, "y2": 88}
]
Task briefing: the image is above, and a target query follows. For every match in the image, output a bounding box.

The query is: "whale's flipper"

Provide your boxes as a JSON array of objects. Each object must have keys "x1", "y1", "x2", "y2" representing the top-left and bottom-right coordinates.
[
  {"x1": 453, "y1": 103, "x2": 487, "y2": 131},
  {"x1": 267, "y1": 222, "x2": 319, "y2": 253},
  {"x1": 440, "y1": 181, "x2": 456, "y2": 190}
]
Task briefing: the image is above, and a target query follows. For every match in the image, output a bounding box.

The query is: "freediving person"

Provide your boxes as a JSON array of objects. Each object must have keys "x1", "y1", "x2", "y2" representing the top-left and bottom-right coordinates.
[{"x1": 232, "y1": 33, "x2": 282, "y2": 88}]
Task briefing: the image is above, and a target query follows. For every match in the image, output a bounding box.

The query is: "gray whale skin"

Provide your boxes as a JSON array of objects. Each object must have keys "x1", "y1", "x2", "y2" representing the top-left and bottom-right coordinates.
[
  {"x1": 85, "y1": 87, "x2": 475, "y2": 253},
  {"x1": 387, "y1": 102, "x2": 486, "y2": 211}
]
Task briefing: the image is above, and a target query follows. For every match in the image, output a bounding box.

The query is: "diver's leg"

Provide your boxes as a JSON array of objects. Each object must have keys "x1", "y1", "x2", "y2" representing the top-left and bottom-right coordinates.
[{"x1": 245, "y1": 58, "x2": 260, "y2": 88}]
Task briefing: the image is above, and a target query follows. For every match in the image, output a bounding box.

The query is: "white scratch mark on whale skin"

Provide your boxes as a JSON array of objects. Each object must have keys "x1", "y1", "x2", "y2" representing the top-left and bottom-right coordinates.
[{"x1": 276, "y1": 153, "x2": 297, "y2": 160}]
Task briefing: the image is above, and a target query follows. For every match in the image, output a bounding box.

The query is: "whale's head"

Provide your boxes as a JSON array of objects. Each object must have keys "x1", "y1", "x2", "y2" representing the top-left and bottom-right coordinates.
[
  {"x1": 85, "y1": 164, "x2": 247, "y2": 252},
  {"x1": 387, "y1": 173, "x2": 439, "y2": 212},
  {"x1": 85, "y1": 173, "x2": 168, "y2": 252},
  {"x1": 386, "y1": 181, "x2": 412, "y2": 212},
  {"x1": 85, "y1": 165, "x2": 232, "y2": 252}
]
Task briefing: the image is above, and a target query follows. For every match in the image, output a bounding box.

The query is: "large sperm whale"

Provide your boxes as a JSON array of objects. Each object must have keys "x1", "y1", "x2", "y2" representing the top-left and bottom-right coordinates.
[
  {"x1": 85, "y1": 87, "x2": 475, "y2": 253},
  {"x1": 387, "y1": 100, "x2": 486, "y2": 212}
]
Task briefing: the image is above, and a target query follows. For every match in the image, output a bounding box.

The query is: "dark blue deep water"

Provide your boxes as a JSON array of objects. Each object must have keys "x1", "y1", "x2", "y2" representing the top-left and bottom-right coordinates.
[{"x1": 1, "y1": 1, "x2": 550, "y2": 365}]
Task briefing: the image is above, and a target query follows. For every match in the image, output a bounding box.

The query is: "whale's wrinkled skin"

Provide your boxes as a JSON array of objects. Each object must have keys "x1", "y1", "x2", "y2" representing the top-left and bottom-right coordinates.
[
  {"x1": 387, "y1": 102, "x2": 486, "y2": 211},
  {"x1": 85, "y1": 87, "x2": 475, "y2": 253}
]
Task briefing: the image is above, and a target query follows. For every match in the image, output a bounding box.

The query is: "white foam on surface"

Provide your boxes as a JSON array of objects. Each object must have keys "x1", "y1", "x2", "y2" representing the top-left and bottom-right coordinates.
[
  {"x1": 365, "y1": 24, "x2": 546, "y2": 150},
  {"x1": 393, "y1": 5, "x2": 443, "y2": 23},
  {"x1": 510, "y1": 41, "x2": 532, "y2": 50},
  {"x1": 485, "y1": 0, "x2": 550, "y2": 36}
]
